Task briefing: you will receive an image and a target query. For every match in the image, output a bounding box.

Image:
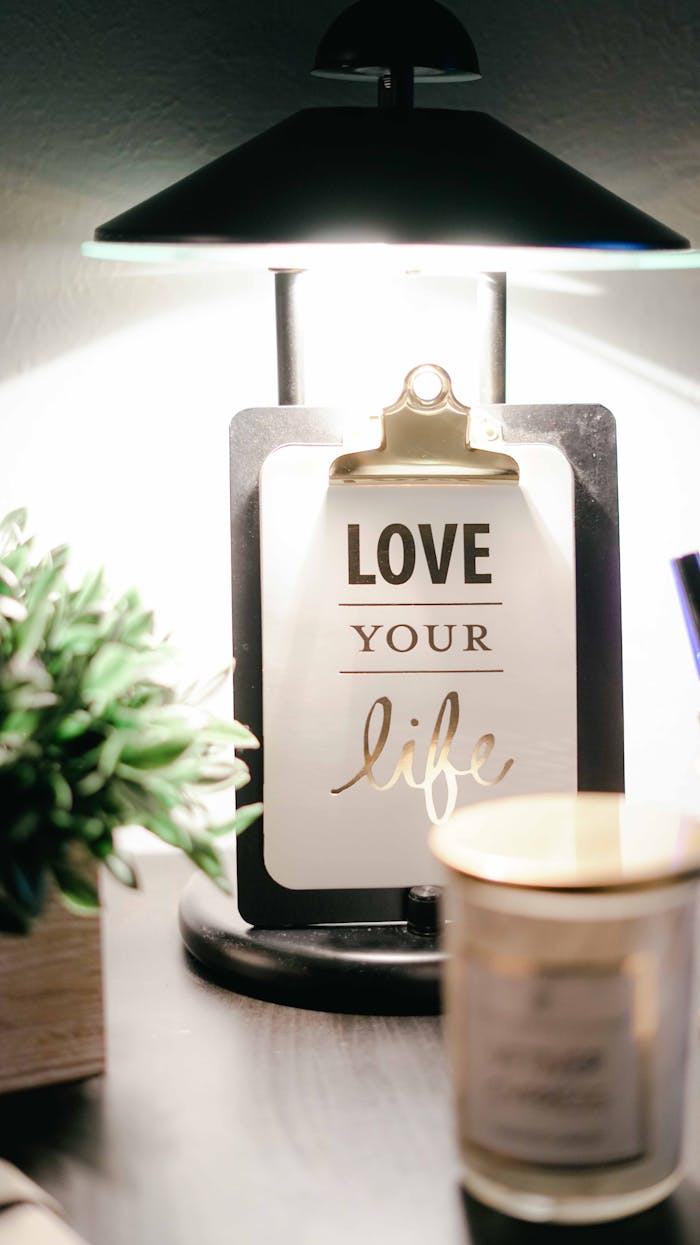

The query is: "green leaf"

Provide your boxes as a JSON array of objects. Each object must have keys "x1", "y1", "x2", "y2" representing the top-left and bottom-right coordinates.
[
  {"x1": 71, "y1": 568, "x2": 105, "y2": 615},
  {"x1": 114, "y1": 767, "x2": 185, "y2": 811},
  {"x1": 187, "y1": 838, "x2": 223, "y2": 880},
  {"x1": 52, "y1": 863, "x2": 100, "y2": 914},
  {"x1": 119, "y1": 587, "x2": 143, "y2": 613},
  {"x1": 2, "y1": 543, "x2": 31, "y2": 580},
  {"x1": 206, "y1": 802, "x2": 263, "y2": 837},
  {"x1": 9, "y1": 858, "x2": 48, "y2": 915},
  {"x1": 0, "y1": 709, "x2": 38, "y2": 746},
  {"x1": 78, "y1": 770, "x2": 107, "y2": 797},
  {"x1": 82, "y1": 817, "x2": 109, "y2": 841},
  {"x1": 203, "y1": 719, "x2": 260, "y2": 748},
  {"x1": 231, "y1": 802, "x2": 263, "y2": 834},
  {"x1": 232, "y1": 758, "x2": 253, "y2": 790},
  {"x1": 104, "y1": 853, "x2": 138, "y2": 888},
  {"x1": 83, "y1": 642, "x2": 156, "y2": 708},
  {"x1": 119, "y1": 734, "x2": 193, "y2": 771},
  {"x1": 98, "y1": 730, "x2": 127, "y2": 778},
  {"x1": 181, "y1": 665, "x2": 231, "y2": 705},
  {"x1": 16, "y1": 596, "x2": 53, "y2": 661},
  {"x1": 207, "y1": 870, "x2": 232, "y2": 895},
  {"x1": 49, "y1": 769, "x2": 73, "y2": 811},
  {"x1": 142, "y1": 812, "x2": 192, "y2": 851},
  {"x1": 0, "y1": 562, "x2": 19, "y2": 591},
  {"x1": 110, "y1": 776, "x2": 165, "y2": 820},
  {"x1": 10, "y1": 687, "x2": 56, "y2": 711},
  {"x1": 120, "y1": 609, "x2": 155, "y2": 647},
  {"x1": 24, "y1": 556, "x2": 63, "y2": 612},
  {"x1": 0, "y1": 507, "x2": 27, "y2": 531},
  {"x1": 47, "y1": 544, "x2": 69, "y2": 570},
  {"x1": 6, "y1": 651, "x2": 53, "y2": 687},
  {"x1": 0, "y1": 508, "x2": 28, "y2": 555},
  {"x1": 8, "y1": 810, "x2": 41, "y2": 842},
  {"x1": 0, "y1": 594, "x2": 27, "y2": 622},
  {"x1": 191, "y1": 768, "x2": 248, "y2": 794},
  {"x1": 55, "y1": 710, "x2": 93, "y2": 741},
  {"x1": 52, "y1": 622, "x2": 102, "y2": 655}
]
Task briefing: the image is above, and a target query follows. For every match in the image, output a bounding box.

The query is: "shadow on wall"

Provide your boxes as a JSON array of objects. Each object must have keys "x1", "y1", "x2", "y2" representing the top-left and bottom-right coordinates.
[
  {"x1": 510, "y1": 269, "x2": 700, "y2": 400},
  {"x1": 0, "y1": 0, "x2": 355, "y2": 384}
]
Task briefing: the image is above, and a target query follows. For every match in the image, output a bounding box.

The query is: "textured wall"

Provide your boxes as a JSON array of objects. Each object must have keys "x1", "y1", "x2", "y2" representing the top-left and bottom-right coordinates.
[{"x1": 0, "y1": 0, "x2": 698, "y2": 818}]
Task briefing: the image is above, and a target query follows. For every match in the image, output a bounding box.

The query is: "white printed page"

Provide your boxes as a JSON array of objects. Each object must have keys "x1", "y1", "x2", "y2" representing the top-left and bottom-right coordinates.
[{"x1": 260, "y1": 442, "x2": 577, "y2": 889}]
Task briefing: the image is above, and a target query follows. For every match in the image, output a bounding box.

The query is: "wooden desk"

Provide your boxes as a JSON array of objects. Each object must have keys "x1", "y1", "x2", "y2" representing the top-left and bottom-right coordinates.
[{"x1": 1, "y1": 855, "x2": 699, "y2": 1245}]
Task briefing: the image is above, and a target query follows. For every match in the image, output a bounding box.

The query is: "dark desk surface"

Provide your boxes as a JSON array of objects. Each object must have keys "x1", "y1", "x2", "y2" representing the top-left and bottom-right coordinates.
[{"x1": 1, "y1": 855, "x2": 699, "y2": 1245}]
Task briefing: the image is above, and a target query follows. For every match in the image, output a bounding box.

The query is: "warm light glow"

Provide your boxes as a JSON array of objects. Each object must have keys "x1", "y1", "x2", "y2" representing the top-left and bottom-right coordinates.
[
  {"x1": 82, "y1": 241, "x2": 700, "y2": 276},
  {"x1": 71, "y1": 240, "x2": 700, "y2": 824}
]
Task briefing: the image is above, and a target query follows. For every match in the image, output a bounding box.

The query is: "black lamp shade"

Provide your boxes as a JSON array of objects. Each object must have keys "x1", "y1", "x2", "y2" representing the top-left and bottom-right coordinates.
[{"x1": 94, "y1": 107, "x2": 688, "y2": 251}]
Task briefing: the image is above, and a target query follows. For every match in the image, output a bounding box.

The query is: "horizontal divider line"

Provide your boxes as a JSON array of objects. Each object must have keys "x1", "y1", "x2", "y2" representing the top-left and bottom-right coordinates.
[
  {"x1": 339, "y1": 669, "x2": 504, "y2": 675},
  {"x1": 337, "y1": 602, "x2": 502, "y2": 607}
]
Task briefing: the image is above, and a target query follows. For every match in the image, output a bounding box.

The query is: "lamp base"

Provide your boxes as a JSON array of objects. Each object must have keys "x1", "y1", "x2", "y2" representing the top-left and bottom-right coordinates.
[{"x1": 179, "y1": 874, "x2": 444, "y2": 1015}]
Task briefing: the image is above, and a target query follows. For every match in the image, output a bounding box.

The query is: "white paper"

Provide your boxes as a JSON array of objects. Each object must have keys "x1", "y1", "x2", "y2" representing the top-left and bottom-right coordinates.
[{"x1": 260, "y1": 442, "x2": 577, "y2": 889}]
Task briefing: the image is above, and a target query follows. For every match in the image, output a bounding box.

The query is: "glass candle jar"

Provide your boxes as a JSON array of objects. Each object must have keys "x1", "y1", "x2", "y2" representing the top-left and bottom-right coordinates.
[{"x1": 430, "y1": 793, "x2": 700, "y2": 1225}]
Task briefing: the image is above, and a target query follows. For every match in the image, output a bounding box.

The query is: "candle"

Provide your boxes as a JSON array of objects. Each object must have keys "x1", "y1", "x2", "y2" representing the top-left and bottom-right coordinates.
[{"x1": 431, "y1": 793, "x2": 700, "y2": 1224}]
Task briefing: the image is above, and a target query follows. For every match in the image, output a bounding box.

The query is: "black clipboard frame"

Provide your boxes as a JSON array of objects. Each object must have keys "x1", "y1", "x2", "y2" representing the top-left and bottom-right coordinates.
[{"x1": 230, "y1": 403, "x2": 624, "y2": 927}]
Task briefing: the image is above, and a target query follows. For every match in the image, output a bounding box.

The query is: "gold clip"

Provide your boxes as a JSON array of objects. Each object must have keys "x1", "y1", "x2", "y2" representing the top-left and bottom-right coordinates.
[{"x1": 329, "y1": 365, "x2": 519, "y2": 486}]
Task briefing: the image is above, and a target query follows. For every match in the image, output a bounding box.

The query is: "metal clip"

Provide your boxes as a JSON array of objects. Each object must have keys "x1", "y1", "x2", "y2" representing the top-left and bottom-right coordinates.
[{"x1": 329, "y1": 364, "x2": 519, "y2": 485}]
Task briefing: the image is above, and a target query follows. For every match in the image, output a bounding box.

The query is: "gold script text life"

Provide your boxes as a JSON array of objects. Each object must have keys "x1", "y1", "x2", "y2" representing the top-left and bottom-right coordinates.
[{"x1": 331, "y1": 691, "x2": 514, "y2": 824}]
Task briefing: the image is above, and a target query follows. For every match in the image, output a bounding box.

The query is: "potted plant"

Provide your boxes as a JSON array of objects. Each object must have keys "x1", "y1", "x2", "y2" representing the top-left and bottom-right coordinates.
[{"x1": 0, "y1": 509, "x2": 261, "y2": 1092}]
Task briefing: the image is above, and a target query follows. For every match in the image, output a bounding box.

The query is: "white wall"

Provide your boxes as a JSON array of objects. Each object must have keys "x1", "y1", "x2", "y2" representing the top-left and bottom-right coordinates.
[{"x1": 0, "y1": 0, "x2": 698, "y2": 828}]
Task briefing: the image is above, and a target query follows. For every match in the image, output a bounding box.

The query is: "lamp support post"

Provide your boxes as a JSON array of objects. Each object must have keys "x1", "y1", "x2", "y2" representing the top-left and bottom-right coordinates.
[
  {"x1": 378, "y1": 64, "x2": 415, "y2": 109},
  {"x1": 477, "y1": 271, "x2": 507, "y2": 403},
  {"x1": 274, "y1": 270, "x2": 306, "y2": 405},
  {"x1": 274, "y1": 268, "x2": 508, "y2": 410}
]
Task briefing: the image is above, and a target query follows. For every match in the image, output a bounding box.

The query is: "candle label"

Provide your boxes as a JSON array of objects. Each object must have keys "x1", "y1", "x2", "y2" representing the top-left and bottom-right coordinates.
[
  {"x1": 462, "y1": 960, "x2": 644, "y2": 1166},
  {"x1": 259, "y1": 442, "x2": 576, "y2": 890}
]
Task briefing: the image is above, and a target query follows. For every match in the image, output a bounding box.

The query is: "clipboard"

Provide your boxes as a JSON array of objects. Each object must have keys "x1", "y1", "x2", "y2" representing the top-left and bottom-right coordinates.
[{"x1": 231, "y1": 367, "x2": 624, "y2": 927}]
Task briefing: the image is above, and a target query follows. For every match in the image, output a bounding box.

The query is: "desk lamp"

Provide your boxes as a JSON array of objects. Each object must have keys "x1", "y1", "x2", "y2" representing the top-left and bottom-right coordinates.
[{"x1": 85, "y1": 0, "x2": 697, "y2": 1013}]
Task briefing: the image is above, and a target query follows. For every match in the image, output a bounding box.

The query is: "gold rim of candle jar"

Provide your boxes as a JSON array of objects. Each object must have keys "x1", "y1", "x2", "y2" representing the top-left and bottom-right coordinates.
[{"x1": 429, "y1": 793, "x2": 700, "y2": 895}]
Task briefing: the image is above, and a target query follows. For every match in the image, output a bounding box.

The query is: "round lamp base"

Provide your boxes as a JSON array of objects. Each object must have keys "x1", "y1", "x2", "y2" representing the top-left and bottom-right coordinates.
[{"x1": 179, "y1": 874, "x2": 444, "y2": 1015}]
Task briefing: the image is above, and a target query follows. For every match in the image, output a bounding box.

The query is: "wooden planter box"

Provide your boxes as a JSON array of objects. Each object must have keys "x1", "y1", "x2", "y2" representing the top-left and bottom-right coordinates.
[{"x1": 0, "y1": 896, "x2": 105, "y2": 1095}]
